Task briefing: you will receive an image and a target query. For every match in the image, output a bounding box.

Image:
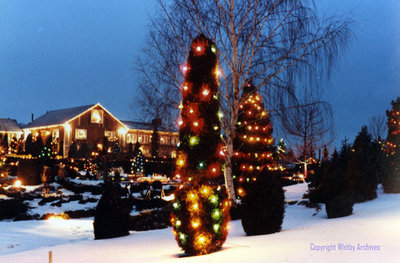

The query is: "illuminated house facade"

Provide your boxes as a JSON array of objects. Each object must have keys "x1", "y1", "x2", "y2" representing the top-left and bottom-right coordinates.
[
  {"x1": 0, "y1": 118, "x2": 23, "y2": 154},
  {"x1": 22, "y1": 103, "x2": 178, "y2": 158}
]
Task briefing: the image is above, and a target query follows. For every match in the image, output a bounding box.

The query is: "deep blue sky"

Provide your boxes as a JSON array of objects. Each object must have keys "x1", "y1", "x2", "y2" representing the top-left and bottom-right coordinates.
[{"x1": 0, "y1": 0, "x2": 399, "y2": 148}]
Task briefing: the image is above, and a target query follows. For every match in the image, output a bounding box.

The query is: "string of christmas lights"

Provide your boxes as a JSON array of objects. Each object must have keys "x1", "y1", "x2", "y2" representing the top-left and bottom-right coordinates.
[{"x1": 232, "y1": 83, "x2": 275, "y2": 198}]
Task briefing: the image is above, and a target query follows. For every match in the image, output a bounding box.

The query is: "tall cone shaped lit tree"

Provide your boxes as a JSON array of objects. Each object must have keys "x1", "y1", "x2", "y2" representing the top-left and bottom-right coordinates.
[
  {"x1": 171, "y1": 34, "x2": 230, "y2": 255},
  {"x1": 383, "y1": 97, "x2": 400, "y2": 193},
  {"x1": 232, "y1": 83, "x2": 275, "y2": 199}
]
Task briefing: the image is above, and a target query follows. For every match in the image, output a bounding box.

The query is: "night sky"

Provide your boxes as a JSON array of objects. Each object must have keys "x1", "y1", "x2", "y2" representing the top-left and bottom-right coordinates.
[{"x1": 0, "y1": 0, "x2": 399, "y2": 149}]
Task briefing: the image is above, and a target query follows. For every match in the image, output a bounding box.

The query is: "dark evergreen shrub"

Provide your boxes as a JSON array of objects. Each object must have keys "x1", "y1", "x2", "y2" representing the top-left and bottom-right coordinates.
[
  {"x1": 326, "y1": 191, "x2": 353, "y2": 218},
  {"x1": 17, "y1": 159, "x2": 41, "y2": 185},
  {"x1": 93, "y1": 182, "x2": 130, "y2": 239},
  {"x1": 241, "y1": 173, "x2": 285, "y2": 236},
  {"x1": 323, "y1": 164, "x2": 353, "y2": 218},
  {"x1": 129, "y1": 205, "x2": 171, "y2": 231},
  {"x1": 347, "y1": 126, "x2": 377, "y2": 202},
  {"x1": 0, "y1": 199, "x2": 28, "y2": 220}
]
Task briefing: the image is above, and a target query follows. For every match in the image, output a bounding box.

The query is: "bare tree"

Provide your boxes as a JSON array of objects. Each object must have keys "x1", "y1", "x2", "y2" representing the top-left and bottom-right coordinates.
[
  {"x1": 135, "y1": 0, "x2": 352, "y2": 202},
  {"x1": 368, "y1": 114, "x2": 387, "y2": 142},
  {"x1": 280, "y1": 86, "x2": 335, "y2": 177}
]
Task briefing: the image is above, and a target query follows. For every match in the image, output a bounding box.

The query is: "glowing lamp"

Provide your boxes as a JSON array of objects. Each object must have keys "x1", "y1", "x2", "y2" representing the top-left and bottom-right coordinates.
[
  {"x1": 193, "y1": 121, "x2": 199, "y2": 127},
  {"x1": 14, "y1": 180, "x2": 22, "y2": 187},
  {"x1": 196, "y1": 46, "x2": 202, "y2": 52},
  {"x1": 211, "y1": 46, "x2": 216, "y2": 53},
  {"x1": 202, "y1": 89, "x2": 210, "y2": 96}
]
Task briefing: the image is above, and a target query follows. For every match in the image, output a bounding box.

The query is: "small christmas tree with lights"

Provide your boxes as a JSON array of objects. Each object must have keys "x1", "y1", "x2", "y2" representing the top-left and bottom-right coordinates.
[
  {"x1": 131, "y1": 142, "x2": 144, "y2": 175},
  {"x1": 383, "y1": 97, "x2": 400, "y2": 193},
  {"x1": 171, "y1": 34, "x2": 230, "y2": 255},
  {"x1": 232, "y1": 83, "x2": 275, "y2": 198}
]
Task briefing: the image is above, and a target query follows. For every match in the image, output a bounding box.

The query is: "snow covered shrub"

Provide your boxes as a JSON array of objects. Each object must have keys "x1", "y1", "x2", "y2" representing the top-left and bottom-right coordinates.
[
  {"x1": 241, "y1": 173, "x2": 285, "y2": 236},
  {"x1": 94, "y1": 182, "x2": 130, "y2": 239},
  {"x1": 17, "y1": 159, "x2": 41, "y2": 185}
]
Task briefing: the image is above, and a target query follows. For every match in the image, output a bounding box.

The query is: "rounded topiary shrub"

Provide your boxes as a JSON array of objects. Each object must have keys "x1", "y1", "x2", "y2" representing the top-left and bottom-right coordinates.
[
  {"x1": 241, "y1": 174, "x2": 285, "y2": 236},
  {"x1": 326, "y1": 191, "x2": 353, "y2": 218},
  {"x1": 93, "y1": 182, "x2": 130, "y2": 239},
  {"x1": 171, "y1": 184, "x2": 230, "y2": 255},
  {"x1": 17, "y1": 159, "x2": 42, "y2": 185}
]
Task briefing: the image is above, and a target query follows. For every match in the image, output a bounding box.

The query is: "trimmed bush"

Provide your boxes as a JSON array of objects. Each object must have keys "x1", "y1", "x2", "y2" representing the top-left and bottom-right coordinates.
[
  {"x1": 241, "y1": 174, "x2": 285, "y2": 236},
  {"x1": 93, "y1": 182, "x2": 130, "y2": 239},
  {"x1": 326, "y1": 191, "x2": 353, "y2": 218}
]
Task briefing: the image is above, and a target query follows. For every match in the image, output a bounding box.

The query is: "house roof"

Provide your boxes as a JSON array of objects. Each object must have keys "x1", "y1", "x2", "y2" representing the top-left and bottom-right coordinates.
[
  {"x1": 23, "y1": 104, "x2": 96, "y2": 129},
  {"x1": 0, "y1": 118, "x2": 21, "y2": 132},
  {"x1": 121, "y1": 120, "x2": 176, "y2": 133}
]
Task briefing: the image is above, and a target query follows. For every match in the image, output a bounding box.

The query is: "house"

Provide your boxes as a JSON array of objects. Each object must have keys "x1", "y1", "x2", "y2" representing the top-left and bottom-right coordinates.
[
  {"x1": 22, "y1": 103, "x2": 178, "y2": 158},
  {"x1": 0, "y1": 118, "x2": 22, "y2": 153},
  {"x1": 122, "y1": 120, "x2": 178, "y2": 158}
]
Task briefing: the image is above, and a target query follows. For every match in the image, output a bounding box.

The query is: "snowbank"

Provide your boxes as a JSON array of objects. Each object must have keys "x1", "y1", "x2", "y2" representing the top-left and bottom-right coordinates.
[{"x1": 0, "y1": 183, "x2": 399, "y2": 263}]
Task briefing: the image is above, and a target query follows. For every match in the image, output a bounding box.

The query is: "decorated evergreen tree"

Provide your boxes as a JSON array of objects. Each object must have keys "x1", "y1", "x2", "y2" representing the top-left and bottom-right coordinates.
[
  {"x1": 9, "y1": 137, "x2": 18, "y2": 154},
  {"x1": 34, "y1": 134, "x2": 43, "y2": 157},
  {"x1": 232, "y1": 83, "x2": 275, "y2": 199},
  {"x1": 383, "y1": 97, "x2": 400, "y2": 193},
  {"x1": 131, "y1": 142, "x2": 144, "y2": 175},
  {"x1": 25, "y1": 133, "x2": 33, "y2": 155},
  {"x1": 171, "y1": 34, "x2": 230, "y2": 255}
]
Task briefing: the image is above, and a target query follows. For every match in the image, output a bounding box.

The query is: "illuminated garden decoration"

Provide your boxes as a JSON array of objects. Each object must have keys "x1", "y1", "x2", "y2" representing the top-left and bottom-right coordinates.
[
  {"x1": 171, "y1": 34, "x2": 230, "y2": 255},
  {"x1": 131, "y1": 142, "x2": 144, "y2": 175},
  {"x1": 383, "y1": 97, "x2": 400, "y2": 193},
  {"x1": 232, "y1": 83, "x2": 275, "y2": 198}
]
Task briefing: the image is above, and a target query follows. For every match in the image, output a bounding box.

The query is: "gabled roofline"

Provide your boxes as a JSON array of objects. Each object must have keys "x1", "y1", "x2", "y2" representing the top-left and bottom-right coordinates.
[
  {"x1": 22, "y1": 103, "x2": 128, "y2": 131},
  {"x1": 65, "y1": 103, "x2": 128, "y2": 130}
]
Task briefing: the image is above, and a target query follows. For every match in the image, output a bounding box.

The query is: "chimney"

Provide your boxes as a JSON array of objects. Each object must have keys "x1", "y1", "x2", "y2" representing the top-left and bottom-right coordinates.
[
  {"x1": 152, "y1": 118, "x2": 162, "y2": 129},
  {"x1": 31, "y1": 113, "x2": 34, "y2": 122}
]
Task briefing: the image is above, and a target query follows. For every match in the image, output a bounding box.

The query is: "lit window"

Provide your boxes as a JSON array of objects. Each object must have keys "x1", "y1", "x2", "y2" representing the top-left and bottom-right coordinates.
[
  {"x1": 104, "y1": 131, "x2": 116, "y2": 140},
  {"x1": 75, "y1": 129, "x2": 87, "y2": 140},
  {"x1": 91, "y1": 109, "x2": 104, "y2": 124}
]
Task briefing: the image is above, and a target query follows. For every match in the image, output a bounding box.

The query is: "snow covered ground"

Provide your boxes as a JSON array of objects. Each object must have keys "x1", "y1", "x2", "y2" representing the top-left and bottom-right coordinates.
[{"x1": 1, "y1": 183, "x2": 399, "y2": 263}]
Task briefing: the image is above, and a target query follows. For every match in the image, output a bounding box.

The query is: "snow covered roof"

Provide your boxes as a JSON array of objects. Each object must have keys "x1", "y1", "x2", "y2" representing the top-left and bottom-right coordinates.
[
  {"x1": 23, "y1": 104, "x2": 96, "y2": 129},
  {"x1": 0, "y1": 118, "x2": 21, "y2": 132}
]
